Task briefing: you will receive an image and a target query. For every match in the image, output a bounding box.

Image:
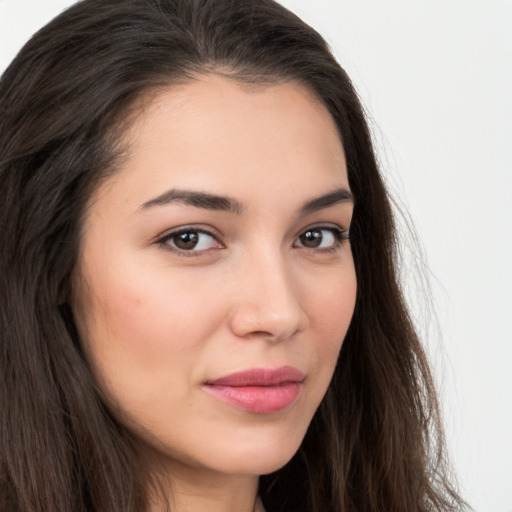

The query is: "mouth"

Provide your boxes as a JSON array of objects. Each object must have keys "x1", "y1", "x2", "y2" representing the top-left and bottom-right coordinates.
[{"x1": 203, "y1": 366, "x2": 304, "y2": 414}]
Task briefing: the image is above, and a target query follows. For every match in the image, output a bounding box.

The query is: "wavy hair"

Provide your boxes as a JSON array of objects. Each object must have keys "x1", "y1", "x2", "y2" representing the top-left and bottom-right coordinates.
[{"x1": 0, "y1": 0, "x2": 464, "y2": 510}]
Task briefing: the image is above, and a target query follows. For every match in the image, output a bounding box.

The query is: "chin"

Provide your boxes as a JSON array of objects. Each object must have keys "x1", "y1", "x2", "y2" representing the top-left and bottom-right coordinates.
[
  {"x1": 207, "y1": 424, "x2": 308, "y2": 477},
  {"x1": 214, "y1": 449, "x2": 299, "y2": 477}
]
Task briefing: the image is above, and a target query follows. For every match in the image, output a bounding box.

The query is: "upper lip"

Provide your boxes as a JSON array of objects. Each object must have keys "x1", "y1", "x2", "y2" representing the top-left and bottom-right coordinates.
[{"x1": 205, "y1": 366, "x2": 305, "y2": 387}]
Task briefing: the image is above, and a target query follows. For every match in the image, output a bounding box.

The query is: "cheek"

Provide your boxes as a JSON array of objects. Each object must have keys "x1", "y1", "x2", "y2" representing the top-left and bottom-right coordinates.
[
  {"x1": 75, "y1": 260, "x2": 225, "y2": 411},
  {"x1": 320, "y1": 282, "x2": 356, "y2": 345},
  {"x1": 308, "y1": 258, "x2": 356, "y2": 329},
  {"x1": 303, "y1": 261, "x2": 357, "y2": 378},
  {"x1": 81, "y1": 257, "x2": 218, "y2": 352}
]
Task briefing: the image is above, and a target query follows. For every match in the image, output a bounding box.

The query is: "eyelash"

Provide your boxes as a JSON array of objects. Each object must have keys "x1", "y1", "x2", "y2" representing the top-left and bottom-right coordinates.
[
  {"x1": 294, "y1": 226, "x2": 350, "y2": 254},
  {"x1": 156, "y1": 226, "x2": 221, "y2": 258},
  {"x1": 156, "y1": 225, "x2": 350, "y2": 257}
]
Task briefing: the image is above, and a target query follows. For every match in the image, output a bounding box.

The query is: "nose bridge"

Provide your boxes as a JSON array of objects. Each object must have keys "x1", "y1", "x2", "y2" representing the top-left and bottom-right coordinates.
[{"x1": 229, "y1": 243, "x2": 308, "y2": 340}]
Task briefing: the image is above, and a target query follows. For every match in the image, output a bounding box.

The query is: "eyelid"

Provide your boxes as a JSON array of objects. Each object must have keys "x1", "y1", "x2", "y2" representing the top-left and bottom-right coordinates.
[
  {"x1": 153, "y1": 222, "x2": 350, "y2": 257},
  {"x1": 155, "y1": 225, "x2": 224, "y2": 256},
  {"x1": 296, "y1": 222, "x2": 349, "y2": 237},
  {"x1": 293, "y1": 224, "x2": 350, "y2": 250}
]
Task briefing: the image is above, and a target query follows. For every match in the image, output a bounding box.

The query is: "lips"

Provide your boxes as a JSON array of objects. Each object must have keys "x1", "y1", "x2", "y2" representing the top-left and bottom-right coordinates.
[{"x1": 203, "y1": 366, "x2": 304, "y2": 414}]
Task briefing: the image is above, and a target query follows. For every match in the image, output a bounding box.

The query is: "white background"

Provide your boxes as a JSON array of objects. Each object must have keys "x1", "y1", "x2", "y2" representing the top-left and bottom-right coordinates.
[{"x1": 1, "y1": 1, "x2": 511, "y2": 511}]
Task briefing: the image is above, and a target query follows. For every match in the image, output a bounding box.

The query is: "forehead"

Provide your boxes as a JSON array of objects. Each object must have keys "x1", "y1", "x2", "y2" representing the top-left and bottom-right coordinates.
[{"x1": 94, "y1": 75, "x2": 348, "y2": 210}]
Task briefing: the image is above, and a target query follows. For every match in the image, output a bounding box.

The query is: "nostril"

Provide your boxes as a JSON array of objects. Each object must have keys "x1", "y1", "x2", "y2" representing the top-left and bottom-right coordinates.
[{"x1": 249, "y1": 330, "x2": 273, "y2": 337}]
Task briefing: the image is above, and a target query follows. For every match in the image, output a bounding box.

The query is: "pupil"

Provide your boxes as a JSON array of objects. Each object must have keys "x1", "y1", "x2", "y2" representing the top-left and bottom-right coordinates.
[
  {"x1": 301, "y1": 230, "x2": 322, "y2": 248},
  {"x1": 175, "y1": 232, "x2": 198, "y2": 250}
]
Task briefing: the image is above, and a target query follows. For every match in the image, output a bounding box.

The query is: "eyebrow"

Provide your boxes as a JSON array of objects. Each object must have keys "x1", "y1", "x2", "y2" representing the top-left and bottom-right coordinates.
[
  {"x1": 140, "y1": 186, "x2": 353, "y2": 215},
  {"x1": 298, "y1": 187, "x2": 354, "y2": 216},
  {"x1": 141, "y1": 189, "x2": 244, "y2": 214}
]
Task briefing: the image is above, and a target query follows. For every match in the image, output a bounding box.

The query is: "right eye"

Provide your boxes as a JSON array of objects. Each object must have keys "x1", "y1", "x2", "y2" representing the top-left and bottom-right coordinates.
[{"x1": 158, "y1": 228, "x2": 223, "y2": 254}]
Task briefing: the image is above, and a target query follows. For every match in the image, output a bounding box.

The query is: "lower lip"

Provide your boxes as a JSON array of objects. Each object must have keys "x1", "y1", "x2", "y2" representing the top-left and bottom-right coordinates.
[{"x1": 203, "y1": 382, "x2": 302, "y2": 414}]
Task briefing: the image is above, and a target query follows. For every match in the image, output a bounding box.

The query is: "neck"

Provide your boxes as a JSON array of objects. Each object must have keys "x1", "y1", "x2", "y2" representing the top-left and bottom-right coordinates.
[{"x1": 147, "y1": 464, "x2": 260, "y2": 512}]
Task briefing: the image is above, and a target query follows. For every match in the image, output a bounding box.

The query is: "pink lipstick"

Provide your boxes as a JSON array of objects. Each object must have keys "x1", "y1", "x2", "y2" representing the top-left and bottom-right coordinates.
[{"x1": 203, "y1": 366, "x2": 304, "y2": 414}]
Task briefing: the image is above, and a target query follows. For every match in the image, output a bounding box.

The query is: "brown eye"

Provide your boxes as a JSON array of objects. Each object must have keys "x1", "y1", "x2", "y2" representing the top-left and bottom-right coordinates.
[
  {"x1": 294, "y1": 227, "x2": 346, "y2": 250},
  {"x1": 162, "y1": 229, "x2": 220, "y2": 252},
  {"x1": 174, "y1": 231, "x2": 199, "y2": 250},
  {"x1": 299, "y1": 229, "x2": 323, "y2": 248}
]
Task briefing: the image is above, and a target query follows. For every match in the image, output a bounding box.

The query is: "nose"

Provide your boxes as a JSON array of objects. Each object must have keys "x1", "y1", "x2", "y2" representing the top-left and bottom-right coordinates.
[{"x1": 228, "y1": 249, "x2": 309, "y2": 342}]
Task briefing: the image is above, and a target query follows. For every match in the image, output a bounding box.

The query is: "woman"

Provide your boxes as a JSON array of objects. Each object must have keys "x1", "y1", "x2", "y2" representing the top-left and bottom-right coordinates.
[{"x1": 0, "y1": 0, "x2": 465, "y2": 511}]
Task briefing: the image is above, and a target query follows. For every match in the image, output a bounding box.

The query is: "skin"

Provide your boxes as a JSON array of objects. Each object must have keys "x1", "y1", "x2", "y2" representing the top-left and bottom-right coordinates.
[{"x1": 74, "y1": 75, "x2": 357, "y2": 512}]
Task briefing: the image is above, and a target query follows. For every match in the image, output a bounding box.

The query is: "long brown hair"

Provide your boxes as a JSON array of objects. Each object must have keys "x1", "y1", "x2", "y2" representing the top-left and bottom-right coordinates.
[{"x1": 0, "y1": 0, "x2": 464, "y2": 510}]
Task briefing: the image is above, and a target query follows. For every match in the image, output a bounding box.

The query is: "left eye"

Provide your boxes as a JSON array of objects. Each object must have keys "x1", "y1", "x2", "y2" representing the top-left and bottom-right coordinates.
[
  {"x1": 294, "y1": 227, "x2": 345, "y2": 249},
  {"x1": 161, "y1": 229, "x2": 220, "y2": 252}
]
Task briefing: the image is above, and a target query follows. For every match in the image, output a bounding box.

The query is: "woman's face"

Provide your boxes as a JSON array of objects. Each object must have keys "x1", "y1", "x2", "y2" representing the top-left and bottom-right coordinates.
[{"x1": 74, "y1": 75, "x2": 356, "y2": 479}]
